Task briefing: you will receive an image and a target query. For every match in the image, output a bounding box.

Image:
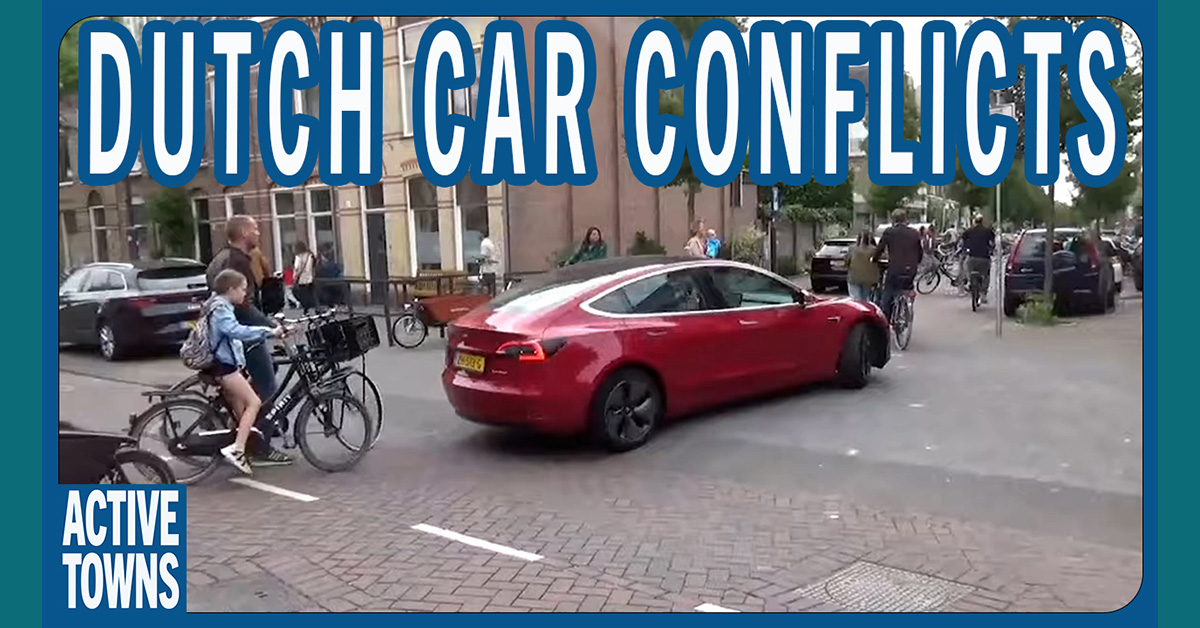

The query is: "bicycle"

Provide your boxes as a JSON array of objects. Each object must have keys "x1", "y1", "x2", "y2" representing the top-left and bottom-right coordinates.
[
  {"x1": 129, "y1": 314, "x2": 376, "y2": 483},
  {"x1": 889, "y1": 284, "x2": 916, "y2": 352},
  {"x1": 132, "y1": 308, "x2": 384, "y2": 449},
  {"x1": 968, "y1": 265, "x2": 986, "y2": 312}
]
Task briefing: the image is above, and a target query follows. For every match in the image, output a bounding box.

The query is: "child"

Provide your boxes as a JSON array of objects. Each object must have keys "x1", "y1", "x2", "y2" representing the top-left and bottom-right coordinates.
[
  {"x1": 207, "y1": 269, "x2": 286, "y2": 474},
  {"x1": 847, "y1": 231, "x2": 881, "y2": 303}
]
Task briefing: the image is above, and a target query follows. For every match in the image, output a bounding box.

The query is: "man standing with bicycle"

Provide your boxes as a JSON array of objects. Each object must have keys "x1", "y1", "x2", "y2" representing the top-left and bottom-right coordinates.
[
  {"x1": 872, "y1": 209, "x2": 924, "y2": 324},
  {"x1": 960, "y1": 213, "x2": 996, "y2": 305},
  {"x1": 206, "y1": 216, "x2": 293, "y2": 467}
]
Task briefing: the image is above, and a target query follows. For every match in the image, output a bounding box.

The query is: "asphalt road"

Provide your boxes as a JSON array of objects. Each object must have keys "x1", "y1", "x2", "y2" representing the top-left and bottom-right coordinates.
[{"x1": 57, "y1": 282, "x2": 1145, "y2": 612}]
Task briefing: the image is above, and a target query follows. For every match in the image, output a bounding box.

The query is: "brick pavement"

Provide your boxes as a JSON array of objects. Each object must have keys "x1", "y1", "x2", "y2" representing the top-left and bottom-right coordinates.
[{"x1": 184, "y1": 449, "x2": 1142, "y2": 612}]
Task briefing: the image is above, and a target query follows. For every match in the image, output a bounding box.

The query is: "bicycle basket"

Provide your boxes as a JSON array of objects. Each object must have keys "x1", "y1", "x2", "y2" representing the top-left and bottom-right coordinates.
[{"x1": 307, "y1": 315, "x2": 381, "y2": 362}]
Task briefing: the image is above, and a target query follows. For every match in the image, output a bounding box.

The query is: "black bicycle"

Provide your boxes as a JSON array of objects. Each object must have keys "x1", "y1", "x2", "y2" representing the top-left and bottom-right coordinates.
[
  {"x1": 129, "y1": 314, "x2": 375, "y2": 483},
  {"x1": 968, "y1": 266, "x2": 985, "y2": 312},
  {"x1": 131, "y1": 309, "x2": 384, "y2": 449}
]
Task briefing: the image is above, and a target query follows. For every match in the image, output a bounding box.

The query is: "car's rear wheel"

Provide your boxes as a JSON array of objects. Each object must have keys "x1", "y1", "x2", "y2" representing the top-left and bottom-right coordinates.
[
  {"x1": 98, "y1": 322, "x2": 127, "y2": 361},
  {"x1": 1003, "y1": 296, "x2": 1020, "y2": 318},
  {"x1": 590, "y1": 369, "x2": 662, "y2": 453},
  {"x1": 810, "y1": 281, "x2": 826, "y2": 293},
  {"x1": 835, "y1": 324, "x2": 872, "y2": 389}
]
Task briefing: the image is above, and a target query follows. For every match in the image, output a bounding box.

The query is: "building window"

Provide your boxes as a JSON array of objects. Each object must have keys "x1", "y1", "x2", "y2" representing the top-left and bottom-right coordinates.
[
  {"x1": 203, "y1": 77, "x2": 214, "y2": 165},
  {"x1": 227, "y1": 194, "x2": 246, "y2": 216},
  {"x1": 849, "y1": 121, "x2": 868, "y2": 157},
  {"x1": 409, "y1": 176, "x2": 440, "y2": 270},
  {"x1": 364, "y1": 182, "x2": 385, "y2": 209},
  {"x1": 193, "y1": 198, "x2": 214, "y2": 263},
  {"x1": 308, "y1": 187, "x2": 338, "y2": 263},
  {"x1": 273, "y1": 190, "x2": 305, "y2": 270},
  {"x1": 63, "y1": 210, "x2": 78, "y2": 234},
  {"x1": 296, "y1": 85, "x2": 320, "y2": 118},
  {"x1": 59, "y1": 132, "x2": 73, "y2": 183},
  {"x1": 399, "y1": 18, "x2": 489, "y2": 135},
  {"x1": 457, "y1": 177, "x2": 489, "y2": 272},
  {"x1": 89, "y1": 193, "x2": 109, "y2": 263},
  {"x1": 128, "y1": 198, "x2": 151, "y2": 261}
]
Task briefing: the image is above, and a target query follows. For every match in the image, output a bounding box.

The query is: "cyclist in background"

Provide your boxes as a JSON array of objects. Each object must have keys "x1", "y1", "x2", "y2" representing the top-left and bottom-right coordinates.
[
  {"x1": 872, "y1": 209, "x2": 924, "y2": 323},
  {"x1": 960, "y1": 213, "x2": 996, "y2": 304}
]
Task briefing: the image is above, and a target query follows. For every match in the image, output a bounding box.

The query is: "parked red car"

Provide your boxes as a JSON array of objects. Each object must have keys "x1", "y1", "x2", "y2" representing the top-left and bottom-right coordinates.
[{"x1": 442, "y1": 257, "x2": 892, "y2": 451}]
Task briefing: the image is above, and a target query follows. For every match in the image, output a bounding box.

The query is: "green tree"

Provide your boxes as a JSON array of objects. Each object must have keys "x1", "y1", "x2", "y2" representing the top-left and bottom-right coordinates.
[
  {"x1": 147, "y1": 188, "x2": 195, "y2": 258},
  {"x1": 657, "y1": 16, "x2": 747, "y2": 227},
  {"x1": 781, "y1": 173, "x2": 856, "y2": 243},
  {"x1": 999, "y1": 16, "x2": 1142, "y2": 301},
  {"x1": 1071, "y1": 159, "x2": 1139, "y2": 229},
  {"x1": 864, "y1": 72, "x2": 922, "y2": 217},
  {"x1": 60, "y1": 18, "x2": 106, "y2": 95}
]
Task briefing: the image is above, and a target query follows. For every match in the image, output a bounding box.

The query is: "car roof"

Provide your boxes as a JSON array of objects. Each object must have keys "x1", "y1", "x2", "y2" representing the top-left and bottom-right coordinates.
[
  {"x1": 1022, "y1": 228, "x2": 1083, "y2": 235},
  {"x1": 78, "y1": 259, "x2": 205, "y2": 272},
  {"x1": 821, "y1": 238, "x2": 857, "y2": 244}
]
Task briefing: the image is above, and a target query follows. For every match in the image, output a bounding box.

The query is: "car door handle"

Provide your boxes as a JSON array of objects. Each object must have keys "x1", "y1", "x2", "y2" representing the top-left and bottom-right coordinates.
[
  {"x1": 646, "y1": 330, "x2": 669, "y2": 337},
  {"x1": 827, "y1": 316, "x2": 841, "y2": 323},
  {"x1": 738, "y1": 319, "x2": 760, "y2": 326}
]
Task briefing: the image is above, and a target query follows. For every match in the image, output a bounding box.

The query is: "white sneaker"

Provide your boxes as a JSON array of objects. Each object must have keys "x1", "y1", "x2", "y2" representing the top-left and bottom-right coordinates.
[{"x1": 220, "y1": 444, "x2": 253, "y2": 475}]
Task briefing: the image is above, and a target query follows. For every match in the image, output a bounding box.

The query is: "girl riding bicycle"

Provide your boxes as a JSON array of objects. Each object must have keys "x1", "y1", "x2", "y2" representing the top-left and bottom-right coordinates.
[{"x1": 207, "y1": 269, "x2": 287, "y2": 474}]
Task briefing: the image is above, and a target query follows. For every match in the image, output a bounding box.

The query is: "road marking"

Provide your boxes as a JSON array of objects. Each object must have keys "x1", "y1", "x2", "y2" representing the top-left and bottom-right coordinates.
[
  {"x1": 229, "y1": 478, "x2": 320, "y2": 502},
  {"x1": 411, "y1": 523, "x2": 543, "y2": 562},
  {"x1": 695, "y1": 603, "x2": 740, "y2": 612},
  {"x1": 908, "y1": 403, "x2": 925, "y2": 408}
]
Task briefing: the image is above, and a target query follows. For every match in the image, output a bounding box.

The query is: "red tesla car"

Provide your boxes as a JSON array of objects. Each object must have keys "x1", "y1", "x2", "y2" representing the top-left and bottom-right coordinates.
[{"x1": 442, "y1": 256, "x2": 891, "y2": 451}]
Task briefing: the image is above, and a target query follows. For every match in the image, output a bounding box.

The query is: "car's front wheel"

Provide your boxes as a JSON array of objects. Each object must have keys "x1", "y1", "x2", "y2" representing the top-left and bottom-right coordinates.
[
  {"x1": 835, "y1": 323, "x2": 872, "y2": 389},
  {"x1": 590, "y1": 369, "x2": 663, "y2": 453}
]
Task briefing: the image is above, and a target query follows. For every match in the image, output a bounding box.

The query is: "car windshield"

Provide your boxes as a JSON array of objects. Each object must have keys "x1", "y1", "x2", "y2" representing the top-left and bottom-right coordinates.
[{"x1": 137, "y1": 266, "x2": 208, "y2": 291}]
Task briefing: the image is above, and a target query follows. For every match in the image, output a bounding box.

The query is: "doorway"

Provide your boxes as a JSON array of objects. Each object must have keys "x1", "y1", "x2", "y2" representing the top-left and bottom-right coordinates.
[{"x1": 366, "y1": 213, "x2": 389, "y2": 305}]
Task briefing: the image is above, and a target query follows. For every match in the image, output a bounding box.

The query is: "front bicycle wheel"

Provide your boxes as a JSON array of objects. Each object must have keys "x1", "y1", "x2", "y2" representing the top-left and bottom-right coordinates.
[
  {"x1": 916, "y1": 269, "x2": 941, "y2": 295},
  {"x1": 131, "y1": 397, "x2": 224, "y2": 485},
  {"x1": 107, "y1": 449, "x2": 176, "y2": 484},
  {"x1": 892, "y1": 298, "x2": 913, "y2": 351},
  {"x1": 392, "y1": 313, "x2": 428, "y2": 349},
  {"x1": 339, "y1": 368, "x2": 383, "y2": 448},
  {"x1": 294, "y1": 390, "x2": 373, "y2": 472}
]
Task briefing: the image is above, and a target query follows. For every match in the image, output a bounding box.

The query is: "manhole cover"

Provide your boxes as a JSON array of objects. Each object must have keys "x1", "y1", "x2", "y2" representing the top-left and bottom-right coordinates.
[{"x1": 797, "y1": 561, "x2": 974, "y2": 612}]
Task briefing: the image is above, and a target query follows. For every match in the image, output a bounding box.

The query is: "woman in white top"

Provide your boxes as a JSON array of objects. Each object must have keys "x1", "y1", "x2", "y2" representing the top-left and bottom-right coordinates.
[
  {"x1": 478, "y1": 226, "x2": 500, "y2": 294},
  {"x1": 292, "y1": 241, "x2": 317, "y2": 313}
]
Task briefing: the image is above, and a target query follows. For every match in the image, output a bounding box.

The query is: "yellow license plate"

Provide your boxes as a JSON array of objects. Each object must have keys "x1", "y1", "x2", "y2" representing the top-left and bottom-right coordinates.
[{"x1": 454, "y1": 352, "x2": 485, "y2": 373}]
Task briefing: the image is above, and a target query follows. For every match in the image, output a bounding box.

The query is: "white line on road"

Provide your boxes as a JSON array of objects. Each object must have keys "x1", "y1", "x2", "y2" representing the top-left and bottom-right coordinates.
[
  {"x1": 411, "y1": 523, "x2": 543, "y2": 562},
  {"x1": 695, "y1": 603, "x2": 740, "y2": 612},
  {"x1": 229, "y1": 478, "x2": 320, "y2": 502}
]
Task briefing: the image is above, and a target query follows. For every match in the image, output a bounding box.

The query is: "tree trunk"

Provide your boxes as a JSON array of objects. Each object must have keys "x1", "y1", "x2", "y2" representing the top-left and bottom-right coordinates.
[
  {"x1": 686, "y1": 185, "x2": 697, "y2": 229},
  {"x1": 1042, "y1": 183, "x2": 1056, "y2": 304}
]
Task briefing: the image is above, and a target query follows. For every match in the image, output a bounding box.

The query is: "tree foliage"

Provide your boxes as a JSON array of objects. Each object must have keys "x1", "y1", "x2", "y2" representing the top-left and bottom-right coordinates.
[
  {"x1": 60, "y1": 18, "x2": 105, "y2": 95},
  {"x1": 147, "y1": 188, "x2": 195, "y2": 258}
]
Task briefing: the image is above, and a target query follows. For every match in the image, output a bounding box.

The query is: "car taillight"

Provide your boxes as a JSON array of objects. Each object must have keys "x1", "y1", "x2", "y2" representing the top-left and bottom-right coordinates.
[
  {"x1": 1088, "y1": 244, "x2": 1101, "y2": 270},
  {"x1": 496, "y1": 338, "x2": 567, "y2": 362},
  {"x1": 127, "y1": 297, "x2": 158, "y2": 309},
  {"x1": 1006, "y1": 234, "x2": 1024, "y2": 272}
]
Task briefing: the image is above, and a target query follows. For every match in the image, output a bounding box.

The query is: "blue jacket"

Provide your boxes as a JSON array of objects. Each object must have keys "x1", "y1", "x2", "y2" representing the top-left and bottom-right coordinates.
[
  {"x1": 706, "y1": 238, "x2": 722, "y2": 258},
  {"x1": 207, "y1": 296, "x2": 274, "y2": 368}
]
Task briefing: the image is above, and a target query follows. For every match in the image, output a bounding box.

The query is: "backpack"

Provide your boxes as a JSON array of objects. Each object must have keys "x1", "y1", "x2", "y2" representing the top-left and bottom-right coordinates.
[{"x1": 180, "y1": 299, "x2": 220, "y2": 371}]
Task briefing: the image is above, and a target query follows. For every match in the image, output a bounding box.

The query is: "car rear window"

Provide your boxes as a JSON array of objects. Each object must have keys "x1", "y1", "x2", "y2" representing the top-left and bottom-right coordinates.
[
  {"x1": 137, "y1": 266, "x2": 208, "y2": 291},
  {"x1": 1013, "y1": 232, "x2": 1081, "y2": 261},
  {"x1": 816, "y1": 240, "x2": 855, "y2": 257}
]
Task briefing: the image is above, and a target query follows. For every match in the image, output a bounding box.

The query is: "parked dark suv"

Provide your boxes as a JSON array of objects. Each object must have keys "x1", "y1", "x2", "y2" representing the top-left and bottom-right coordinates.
[
  {"x1": 1003, "y1": 228, "x2": 1117, "y2": 317},
  {"x1": 808, "y1": 238, "x2": 857, "y2": 292}
]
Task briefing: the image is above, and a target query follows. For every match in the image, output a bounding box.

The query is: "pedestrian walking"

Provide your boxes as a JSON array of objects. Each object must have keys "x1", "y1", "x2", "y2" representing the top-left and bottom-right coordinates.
[
  {"x1": 847, "y1": 231, "x2": 881, "y2": 302},
  {"x1": 292, "y1": 241, "x2": 317, "y2": 313},
  {"x1": 478, "y1": 226, "x2": 500, "y2": 292},
  {"x1": 315, "y1": 243, "x2": 346, "y2": 306},
  {"x1": 565, "y1": 227, "x2": 608, "y2": 266},
  {"x1": 204, "y1": 216, "x2": 292, "y2": 467},
  {"x1": 684, "y1": 220, "x2": 708, "y2": 258},
  {"x1": 705, "y1": 229, "x2": 722, "y2": 258}
]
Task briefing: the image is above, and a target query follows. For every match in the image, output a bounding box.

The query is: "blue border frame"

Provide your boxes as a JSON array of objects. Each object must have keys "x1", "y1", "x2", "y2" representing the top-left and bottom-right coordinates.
[{"x1": 38, "y1": 2, "x2": 1159, "y2": 623}]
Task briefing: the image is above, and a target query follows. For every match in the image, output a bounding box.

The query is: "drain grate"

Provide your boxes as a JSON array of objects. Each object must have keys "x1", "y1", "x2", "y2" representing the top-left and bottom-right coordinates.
[{"x1": 797, "y1": 561, "x2": 975, "y2": 612}]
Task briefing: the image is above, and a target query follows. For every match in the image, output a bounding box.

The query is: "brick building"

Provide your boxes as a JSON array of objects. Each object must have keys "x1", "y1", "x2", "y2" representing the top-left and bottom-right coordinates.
[{"x1": 57, "y1": 16, "x2": 752, "y2": 289}]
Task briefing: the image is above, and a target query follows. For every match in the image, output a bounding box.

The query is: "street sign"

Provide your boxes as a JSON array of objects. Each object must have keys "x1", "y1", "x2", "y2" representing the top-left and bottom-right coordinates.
[{"x1": 989, "y1": 103, "x2": 1016, "y2": 338}]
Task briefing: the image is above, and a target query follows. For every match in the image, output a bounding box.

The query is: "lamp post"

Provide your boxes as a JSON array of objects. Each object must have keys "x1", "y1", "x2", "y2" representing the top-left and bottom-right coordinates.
[{"x1": 989, "y1": 102, "x2": 1016, "y2": 338}]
